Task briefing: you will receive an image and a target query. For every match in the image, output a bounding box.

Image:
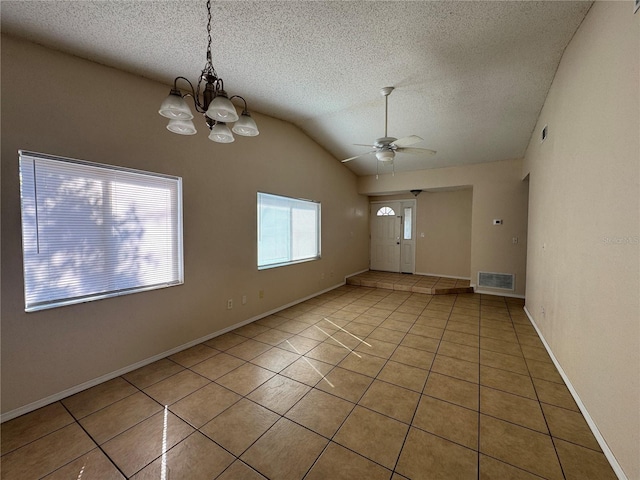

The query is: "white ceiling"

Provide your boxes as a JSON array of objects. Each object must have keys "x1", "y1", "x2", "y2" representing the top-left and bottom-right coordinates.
[{"x1": 1, "y1": 1, "x2": 592, "y2": 176}]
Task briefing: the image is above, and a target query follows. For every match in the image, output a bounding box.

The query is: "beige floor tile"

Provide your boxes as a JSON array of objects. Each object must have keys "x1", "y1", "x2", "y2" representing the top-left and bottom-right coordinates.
[
  {"x1": 359, "y1": 380, "x2": 421, "y2": 424},
  {"x1": 306, "y1": 342, "x2": 351, "y2": 364},
  {"x1": 542, "y1": 403, "x2": 601, "y2": 450},
  {"x1": 42, "y1": 448, "x2": 124, "y2": 479},
  {"x1": 278, "y1": 335, "x2": 321, "y2": 355},
  {"x1": 305, "y1": 442, "x2": 392, "y2": 480},
  {"x1": 410, "y1": 323, "x2": 445, "y2": 339},
  {"x1": 234, "y1": 322, "x2": 271, "y2": 338},
  {"x1": 316, "y1": 367, "x2": 373, "y2": 402},
  {"x1": 356, "y1": 337, "x2": 397, "y2": 358},
  {"x1": 413, "y1": 395, "x2": 478, "y2": 449},
  {"x1": 517, "y1": 332, "x2": 545, "y2": 348},
  {"x1": 215, "y1": 363, "x2": 275, "y2": 396},
  {"x1": 442, "y1": 330, "x2": 480, "y2": 347},
  {"x1": 437, "y1": 340, "x2": 479, "y2": 363},
  {"x1": 415, "y1": 316, "x2": 448, "y2": 329},
  {"x1": 216, "y1": 460, "x2": 268, "y2": 479},
  {"x1": 131, "y1": 432, "x2": 234, "y2": 480},
  {"x1": 400, "y1": 333, "x2": 440, "y2": 352},
  {"x1": 424, "y1": 372, "x2": 479, "y2": 410},
  {"x1": 368, "y1": 326, "x2": 406, "y2": 344},
  {"x1": 480, "y1": 386, "x2": 547, "y2": 433},
  {"x1": 379, "y1": 319, "x2": 413, "y2": 333},
  {"x1": 479, "y1": 454, "x2": 543, "y2": 479},
  {"x1": 250, "y1": 347, "x2": 300, "y2": 372},
  {"x1": 1, "y1": 402, "x2": 75, "y2": 454},
  {"x1": 396, "y1": 427, "x2": 478, "y2": 479},
  {"x1": 342, "y1": 321, "x2": 377, "y2": 337},
  {"x1": 377, "y1": 360, "x2": 429, "y2": 392},
  {"x1": 143, "y1": 369, "x2": 210, "y2": 406},
  {"x1": 444, "y1": 321, "x2": 479, "y2": 336},
  {"x1": 480, "y1": 337, "x2": 523, "y2": 356},
  {"x1": 277, "y1": 319, "x2": 313, "y2": 334},
  {"x1": 1, "y1": 423, "x2": 96, "y2": 479},
  {"x1": 334, "y1": 406, "x2": 408, "y2": 469},
  {"x1": 353, "y1": 314, "x2": 386, "y2": 326},
  {"x1": 169, "y1": 382, "x2": 241, "y2": 428},
  {"x1": 80, "y1": 391, "x2": 162, "y2": 444},
  {"x1": 247, "y1": 375, "x2": 310, "y2": 415},
  {"x1": 532, "y1": 377, "x2": 579, "y2": 411},
  {"x1": 324, "y1": 330, "x2": 365, "y2": 350},
  {"x1": 480, "y1": 349, "x2": 529, "y2": 375},
  {"x1": 168, "y1": 344, "x2": 219, "y2": 367},
  {"x1": 279, "y1": 356, "x2": 333, "y2": 387},
  {"x1": 200, "y1": 398, "x2": 279, "y2": 456},
  {"x1": 252, "y1": 328, "x2": 293, "y2": 346},
  {"x1": 285, "y1": 388, "x2": 354, "y2": 438},
  {"x1": 298, "y1": 324, "x2": 337, "y2": 342},
  {"x1": 61, "y1": 377, "x2": 137, "y2": 420},
  {"x1": 553, "y1": 438, "x2": 617, "y2": 480},
  {"x1": 122, "y1": 358, "x2": 185, "y2": 389},
  {"x1": 189, "y1": 352, "x2": 245, "y2": 380},
  {"x1": 390, "y1": 345, "x2": 435, "y2": 370},
  {"x1": 526, "y1": 358, "x2": 564, "y2": 383},
  {"x1": 521, "y1": 344, "x2": 553, "y2": 363},
  {"x1": 204, "y1": 332, "x2": 248, "y2": 351},
  {"x1": 102, "y1": 409, "x2": 193, "y2": 477},
  {"x1": 479, "y1": 414, "x2": 563, "y2": 480},
  {"x1": 480, "y1": 365, "x2": 537, "y2": 399},
  {"x1": 255, "y1": 314, "x2": 288, "y2": 328},
  {"x1": 432, "y1": 355, "x2": 479, "y2": 383},
  {"x1": 480, "y1": 325, "x2": 518, "y2": 343},
  {"x1": 226, "y1": 338, "x2": 273, "y2": 361},
  {"x1": 241, "y1": 418, "x2": 328, "y2": 480},
  {"x1": 338, "y1": 350, "x2": 387, "y2": 377}
]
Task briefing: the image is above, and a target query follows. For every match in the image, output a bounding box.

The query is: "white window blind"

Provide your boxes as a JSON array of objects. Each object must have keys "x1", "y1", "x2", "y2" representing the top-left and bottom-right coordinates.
[
  {"x1": 257, "y1": 192, "x2": 320, "y2": 269},
  {"x1": 19, "y1": 151, "x2": 183, "y2": 312}
]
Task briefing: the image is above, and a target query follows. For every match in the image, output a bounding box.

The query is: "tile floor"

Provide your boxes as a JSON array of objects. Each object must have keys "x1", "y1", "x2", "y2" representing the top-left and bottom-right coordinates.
[
  {"x1": 347, "y1": 271, "x2": 474, "y2": 295},
  {"x1": 1, "y1": 284, "x2": 618, "y2": 479}
]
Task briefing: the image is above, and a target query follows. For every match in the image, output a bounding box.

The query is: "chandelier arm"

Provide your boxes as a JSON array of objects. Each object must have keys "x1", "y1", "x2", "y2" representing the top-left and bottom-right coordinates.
[{"x1": 230, "y1": 95, "x2": 249, "y2": 113}]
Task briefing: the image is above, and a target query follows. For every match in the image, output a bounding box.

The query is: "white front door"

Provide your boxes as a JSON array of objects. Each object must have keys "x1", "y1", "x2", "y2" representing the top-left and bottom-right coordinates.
[
  {"x1": 370, "y1": 201, "x2": 416, "y2": 273},
  {"x1": 370, "y1": 202, "x2": 401, "y2": 272}
]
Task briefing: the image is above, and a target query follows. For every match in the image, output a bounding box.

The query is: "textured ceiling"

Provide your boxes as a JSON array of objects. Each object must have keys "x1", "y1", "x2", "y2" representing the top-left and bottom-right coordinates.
[{"x1": 1, "y1": 1, "x2": 592, "y2": 176}]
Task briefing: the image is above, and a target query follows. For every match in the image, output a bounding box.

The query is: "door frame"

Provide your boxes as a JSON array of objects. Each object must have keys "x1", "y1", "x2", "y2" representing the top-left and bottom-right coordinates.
[{"x1": 370, "y1": 199, "x2": 417, "y2": 273}]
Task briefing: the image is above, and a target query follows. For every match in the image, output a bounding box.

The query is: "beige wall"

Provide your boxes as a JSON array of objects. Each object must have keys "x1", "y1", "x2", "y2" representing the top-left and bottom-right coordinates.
[
  {"x1": 359, "y1": 158, "x2": 528, "y2": 296},
  {"x1": 415, "y1": 189, "x2": 472, "y2": 278},
  {"x1": 0, "y1": 36, "x2": 370, "y2": 415},
  {"x1": 523, "y1": 2, "x2": 639, "y2": 478}
]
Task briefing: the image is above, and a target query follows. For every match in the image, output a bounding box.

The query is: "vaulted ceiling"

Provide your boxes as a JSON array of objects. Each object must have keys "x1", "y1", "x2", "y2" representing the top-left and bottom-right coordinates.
[{"x1": 1, "y1": 1, "x2": 592, "y2": 176}]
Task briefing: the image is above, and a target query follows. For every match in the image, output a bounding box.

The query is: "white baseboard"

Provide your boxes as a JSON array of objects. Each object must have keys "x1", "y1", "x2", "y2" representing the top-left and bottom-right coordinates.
[
  {"x1": 0, "y1": 279, "x2": 348, "y2": 424},
  {"x1": 474, "y1": 287, "x2": 525, "y2": 299},
  {"x1": 523, "y1": 306, "x2": 627, "y2": 480}
]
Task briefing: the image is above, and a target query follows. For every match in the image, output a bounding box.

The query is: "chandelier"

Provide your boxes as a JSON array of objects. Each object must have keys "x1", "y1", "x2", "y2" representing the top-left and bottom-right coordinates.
[{"x1": 158, "y1": 0, "x2": 259, "y2": 143}]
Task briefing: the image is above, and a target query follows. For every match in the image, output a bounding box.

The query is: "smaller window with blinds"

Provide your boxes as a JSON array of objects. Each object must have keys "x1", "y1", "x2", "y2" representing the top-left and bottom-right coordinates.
[
  {"x1": 257, "y1": 192, "x2": 321, "y2": 269},
  {"x1": 19, "y1": 151, "x2": 184, "y2": 312}
]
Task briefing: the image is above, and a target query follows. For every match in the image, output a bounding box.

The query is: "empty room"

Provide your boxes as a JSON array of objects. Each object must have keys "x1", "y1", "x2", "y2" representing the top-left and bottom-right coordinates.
[{"x1": 1, "y1": 1, "x2": 638, "y2": 479}]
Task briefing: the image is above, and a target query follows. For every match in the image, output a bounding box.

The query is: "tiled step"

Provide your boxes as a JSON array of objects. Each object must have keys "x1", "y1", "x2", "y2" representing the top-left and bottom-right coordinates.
[{"x1": 346, "y1": 271, "x2": 474, "y2": 295}]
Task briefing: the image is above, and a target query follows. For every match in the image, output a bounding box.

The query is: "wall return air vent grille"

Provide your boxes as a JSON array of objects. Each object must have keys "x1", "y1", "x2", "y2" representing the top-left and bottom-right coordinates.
[{"x1": 478, "y1": 272, "x2": 515, "y2": 291}]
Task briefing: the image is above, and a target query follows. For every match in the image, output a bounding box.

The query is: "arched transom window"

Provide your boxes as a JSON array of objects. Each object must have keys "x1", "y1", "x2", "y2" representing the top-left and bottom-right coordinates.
[{"x1": 376, "y1": 206, "x2": 395, "y2": 216}]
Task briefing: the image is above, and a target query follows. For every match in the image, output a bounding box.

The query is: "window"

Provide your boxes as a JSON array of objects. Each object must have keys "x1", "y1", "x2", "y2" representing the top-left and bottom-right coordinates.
[
  {"x1": 257, "y1": 192, "x2": 320, "y2": 269},
  {"x1": 19, "y1": 151, "x2": 183, "y2": 312},
  {"x1": 377, "y1": 206, "x2": 395, "y2": 216},
  {"x1": 403, "y1": 207, "x2": 412, "y2": 240}
]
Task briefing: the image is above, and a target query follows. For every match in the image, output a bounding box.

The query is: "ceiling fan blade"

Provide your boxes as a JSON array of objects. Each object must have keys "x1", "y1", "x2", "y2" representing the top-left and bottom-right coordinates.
[
  {"x1": 392, "y1": 135, "x2": 423, "y2": 148},
  {"x1": 352, "y1": 143, "x2": 374, "y2": 147},
  {"x1": 396, "y1": 147, "x2": 437, "y2": 156},
  {"x1": 341, "y1": 151, "x2": 375, "y2": 163}
]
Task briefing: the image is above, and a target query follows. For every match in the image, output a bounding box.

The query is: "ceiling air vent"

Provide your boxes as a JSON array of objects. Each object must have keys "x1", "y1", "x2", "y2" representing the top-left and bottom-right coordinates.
[{"x1": 478, "y1": 272, "x2": 515, "y2": 291}]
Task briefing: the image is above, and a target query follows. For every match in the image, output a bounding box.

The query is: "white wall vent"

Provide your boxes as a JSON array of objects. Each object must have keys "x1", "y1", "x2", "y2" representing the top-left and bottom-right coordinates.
[{"x1": 478, "y1": 272, "x2": 515, "y2": 291}]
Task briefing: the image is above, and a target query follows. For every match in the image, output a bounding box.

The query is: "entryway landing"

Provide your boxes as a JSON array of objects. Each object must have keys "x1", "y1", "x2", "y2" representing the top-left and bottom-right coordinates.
[{"x1": 346, "y1": 270, "x2": 474, "y2": 295}]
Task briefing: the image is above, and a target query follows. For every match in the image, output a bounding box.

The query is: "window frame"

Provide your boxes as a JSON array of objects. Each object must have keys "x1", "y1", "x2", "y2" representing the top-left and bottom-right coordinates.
[
  {"x1": 257, "y1": 192, "x2": 321, "y2": 270},
  {"x1": 18, "y1": 150, "x2": 184, "y2": 312}
]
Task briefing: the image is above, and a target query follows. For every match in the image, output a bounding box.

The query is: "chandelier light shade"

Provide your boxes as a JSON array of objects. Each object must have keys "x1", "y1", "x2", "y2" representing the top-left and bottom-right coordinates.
[
  {"x1": 158, "y1": 0, "x2": 259, "y2": 143},
  {"x1": 375, "y1": 150, "x2": 395, "y2": 162}
]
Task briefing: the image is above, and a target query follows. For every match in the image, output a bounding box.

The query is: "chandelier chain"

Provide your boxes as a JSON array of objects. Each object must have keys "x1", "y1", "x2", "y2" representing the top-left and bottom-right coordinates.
[{"x1": 206, "y1": 0, "x2": 212, "y2": 63}]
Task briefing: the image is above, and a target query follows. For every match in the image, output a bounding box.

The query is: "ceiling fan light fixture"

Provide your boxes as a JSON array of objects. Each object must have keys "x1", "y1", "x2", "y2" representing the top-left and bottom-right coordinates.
[{"x1": 375, "y1": 150, "x2": 395, "y2": 163}]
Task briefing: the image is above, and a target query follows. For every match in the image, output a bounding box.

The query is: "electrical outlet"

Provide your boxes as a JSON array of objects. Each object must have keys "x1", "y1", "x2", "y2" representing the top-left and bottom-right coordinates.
[
  {"x1": 512, "y1": 236, "x2": 518, "y2": 244},
  {"x1": 227, "y1": 299, "x2": 233, "y2": 310},
  {"x1": 259, "y1": 290, "x2": 264, "y2": 299},
  {"x1": 242, "y1": 295, "x2": 247, "y2": 305}
]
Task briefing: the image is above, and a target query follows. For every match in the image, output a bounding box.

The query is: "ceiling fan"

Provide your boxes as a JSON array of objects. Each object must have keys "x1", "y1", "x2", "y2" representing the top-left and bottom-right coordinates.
[{"x1": 341, "y1": 87, "x2": 436, "y2": 167}]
